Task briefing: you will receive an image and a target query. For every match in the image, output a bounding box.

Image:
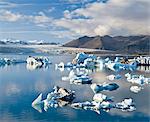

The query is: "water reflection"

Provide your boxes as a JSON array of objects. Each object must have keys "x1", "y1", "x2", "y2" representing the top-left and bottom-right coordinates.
[
  {"x1": 26, "y1": 63, "x2": 49, "y2": 70},
  {"x1": 0, "y1": 54, "x2": 150, "y2": 122},
  {"x1": 137, "y1": 66, "x2": 150, "y2": 73}
]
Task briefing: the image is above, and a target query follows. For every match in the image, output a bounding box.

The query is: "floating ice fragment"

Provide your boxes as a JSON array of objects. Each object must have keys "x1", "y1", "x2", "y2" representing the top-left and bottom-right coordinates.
[
  {"x1": 105, "y1": 60, "x2": 137, "y2": 71},
  {"x1": 90, "y1": 83, "x2": 119, "y2": 93},
  {"x1": 32, "y1": 86, "x2": 75, "y2": 112},
  {"x1": 115, "y1": 98, "x2": 136, "y2": 112},
  {"x1": 107, "y1": 74, "x2": 121, "y2": 81},
  {"x1": 125, "y1": 73, "x2": 150, "y2": 85},
  {"x1": 62, "y1": 70, "x2": 92, "y2": 85},
  {"x1": 130, "y1": 86, "x2": 143, "y2": 93},
  {"x1": 93, "y1": 93, "x2": 113, "y2": 102}
]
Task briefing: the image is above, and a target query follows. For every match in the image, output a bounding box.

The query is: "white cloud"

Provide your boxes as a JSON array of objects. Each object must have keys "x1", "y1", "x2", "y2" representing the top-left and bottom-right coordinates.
[
  {"x1": 55, "y1": 0, "x2": 150, "y2": 36},
  {"x1": 0, "y1": 9, "x2": 53, "y2": 25},
  {"x1": 0, "y1": 9, "x2": 22, "y2": 22},
  {"x1": 64, "y1": 10, "x2": 72, "y2": 19},
  {"x1": 0, "y1": 0, "x2": 149, "y2": 40},
  {"x1": 27, "y1": 11, "x2": 52, "y2": 24}
]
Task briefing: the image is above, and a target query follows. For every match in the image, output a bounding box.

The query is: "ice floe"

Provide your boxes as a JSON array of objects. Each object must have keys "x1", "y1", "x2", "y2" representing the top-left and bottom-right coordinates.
[
  {"x1": 71, "y1": 97, "x2": 135, "y2": 114},
  {"x1": 130, "y1": 86, "x2": 143, "y2": 93},
  {"x1": 106, "y1": 74, "x2": 122, "y2": 81},
  {"x1": 125, "y1": 73, "x2": 150, "y2": 85},
  {"x1": 90, "y1": 83, "x2": 119, "y2": 93},
  {"x1": 62, "y1": 70, "x2": 92, "y2": 85},
  {"x1": 115, "y1": 98, "x2": 136, "y2": 112}
]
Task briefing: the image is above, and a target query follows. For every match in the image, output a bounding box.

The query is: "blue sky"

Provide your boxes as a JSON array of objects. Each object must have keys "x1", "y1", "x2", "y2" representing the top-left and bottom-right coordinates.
[{"x1": 0, "y1": 0, "x2": 149, "y2": 43}]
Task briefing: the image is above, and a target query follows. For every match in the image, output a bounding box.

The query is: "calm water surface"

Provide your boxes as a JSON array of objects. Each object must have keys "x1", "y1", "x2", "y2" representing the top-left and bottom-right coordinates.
[{"x1": 0, "y1": 54, "x2": 150, "y2": 122}]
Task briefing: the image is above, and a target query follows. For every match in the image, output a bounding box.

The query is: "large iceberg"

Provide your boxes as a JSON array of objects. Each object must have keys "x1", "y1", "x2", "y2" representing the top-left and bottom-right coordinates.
[{"x1": 32, "y1": 86, "x2": 75, "y2": 112}]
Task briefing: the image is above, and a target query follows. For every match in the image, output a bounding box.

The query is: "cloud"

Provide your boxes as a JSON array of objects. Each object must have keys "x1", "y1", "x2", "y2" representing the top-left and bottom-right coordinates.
[
  {"x1": 0, "y1": 9, "x2": 53, "y2": 25},
  {"x1": 0, "y1": 0, "x2": 149, "y2": 40},
  {"x1": 54, "y1": 0, "x2": 150, "y2": 36},
  {"x1": 27, "y1": 11, "x2": 52, "y2": 24},
  {"x1": 0, "y1": 1, "x2": 17, "y2": 8},
  {"x1": 0, "y1": 9, "x2": 22, "y2": 22}
]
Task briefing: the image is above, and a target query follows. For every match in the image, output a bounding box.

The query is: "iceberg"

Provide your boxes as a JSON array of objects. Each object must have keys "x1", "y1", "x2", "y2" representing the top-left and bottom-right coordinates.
[
  {"x1": 62, "y1": 70, "x2": 92, "y2": 85},
  {"x1": 26, "y1": 56, "x2": 51, "y2": 70},
  {"x1": 93, "y1": 93, "x2": 113, "y2": 102},
  {"x1": 26, "y1": 56, "x2": 51, "y2": 66},
  {"x1": 32, "y1": 86, "x2": 75, "y2": 112},
  {"x1": 106, "y1": 74, "x2": 122, "y2": 81},
  {"x1": 130, "y1": 86, "x2": 143, "y2": 93},
  {"x1": 90, "y1": 83, "x2": 119, "y2": 93},
  {"x1": 115, "y1": 98, "x2": 136, "y2": 112},
  {"x1": 71, "y1": 100, "x2": 115, "y2": 114},
  {"x1": 105, "y1": 59, "x2": 138, "y2": 71},
  {"x1": 125, "y1": 73, "x2": 150, "y2": 85},
  {"x1": 72, "y1": 53, "x2": 96, "y2": 64}
]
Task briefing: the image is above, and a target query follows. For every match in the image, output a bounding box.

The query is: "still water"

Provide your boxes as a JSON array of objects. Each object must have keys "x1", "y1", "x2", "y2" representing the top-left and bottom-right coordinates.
[{"x1": 0, "y1": 54, "x2": 150, "y2": 122}]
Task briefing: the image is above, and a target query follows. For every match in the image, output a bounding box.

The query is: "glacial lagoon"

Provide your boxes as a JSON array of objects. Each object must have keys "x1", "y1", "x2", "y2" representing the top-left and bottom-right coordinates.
[{"x1": 0, "y1": 54, "x2": 150, "y2": 122}]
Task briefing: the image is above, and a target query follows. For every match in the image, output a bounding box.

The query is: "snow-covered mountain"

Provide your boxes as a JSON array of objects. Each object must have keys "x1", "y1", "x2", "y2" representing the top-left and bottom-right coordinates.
[
  {"x1": 0, "y1": 38, "x2": 53, "y2": 45},
  {"x1": 0, "y1": 38, "x2": 28, "y2": 45}
]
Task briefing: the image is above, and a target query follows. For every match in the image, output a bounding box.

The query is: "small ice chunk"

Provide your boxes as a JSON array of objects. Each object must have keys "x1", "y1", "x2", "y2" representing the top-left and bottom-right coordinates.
[
  {"x1": 93, "y1": 93, "x2": 107, "y2": 102},
  {"x1": 130, "y1": 86, "x2": 142, "y2": 93},
  {"x1": 106, "y1": 74, "x2": 121, "y2": 81}
]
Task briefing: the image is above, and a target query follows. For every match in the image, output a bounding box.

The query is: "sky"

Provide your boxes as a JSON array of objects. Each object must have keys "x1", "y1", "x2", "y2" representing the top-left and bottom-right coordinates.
[{"x1": 0, "y1": 0, "x2": 149, "y2": 43}]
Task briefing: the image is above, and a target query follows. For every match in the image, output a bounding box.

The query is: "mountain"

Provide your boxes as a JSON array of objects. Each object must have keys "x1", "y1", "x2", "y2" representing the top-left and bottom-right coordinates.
[
  {"x1": 63, "y1": 35, "x2": 150, "y2": 54},
  {"x1": 0, "y1": 39, "x2": 59, "y2": 45}
]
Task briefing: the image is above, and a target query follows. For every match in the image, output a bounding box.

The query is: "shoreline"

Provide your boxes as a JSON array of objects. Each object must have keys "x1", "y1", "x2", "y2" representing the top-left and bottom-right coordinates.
[{"x1": 0, "y1": 44, "x2": 149, "y2": 56}]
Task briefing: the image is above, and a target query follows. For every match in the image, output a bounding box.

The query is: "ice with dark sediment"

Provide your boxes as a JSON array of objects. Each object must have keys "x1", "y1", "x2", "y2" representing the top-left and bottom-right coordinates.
[
  {"x1": 32, "y1": 86, "x2": 75, "y2": 112},
  {"x1": 26, "y1": 56, "x2": 51, "y2": 66},
  {"x1": 26, "y1": 56, "x2": 51, "y2": 70}
]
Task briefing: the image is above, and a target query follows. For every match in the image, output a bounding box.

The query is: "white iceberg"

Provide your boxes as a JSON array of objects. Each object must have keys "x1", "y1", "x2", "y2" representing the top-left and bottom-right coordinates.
[
  {"x1": 130, "y1": 86, "x2": 143, "y2": 93},
  {"x1": 125, "y1": 73, "x2": 150, "y2": 85},
  {"x1": 93, "y1": 93, "x2": 113, "y2": 102},
  {"x1": 107, "y1": 74, "x2": 121, "y2": 81},
  {"x1": 62, "y1": 70, "x2": 92, "y2": 85},
  {"x1": 115, "y1": 98, "x2": 136, "y2": 111}
]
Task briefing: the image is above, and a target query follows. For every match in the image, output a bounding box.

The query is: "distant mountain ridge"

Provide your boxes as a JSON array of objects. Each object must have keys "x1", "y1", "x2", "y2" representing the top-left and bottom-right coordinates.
[
  {"x1": 0, "y1": 38, "x2": 59, "y2": 45},
  {"x1": 63, "y1": 35, "x2": 150, "y2": 54}
]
